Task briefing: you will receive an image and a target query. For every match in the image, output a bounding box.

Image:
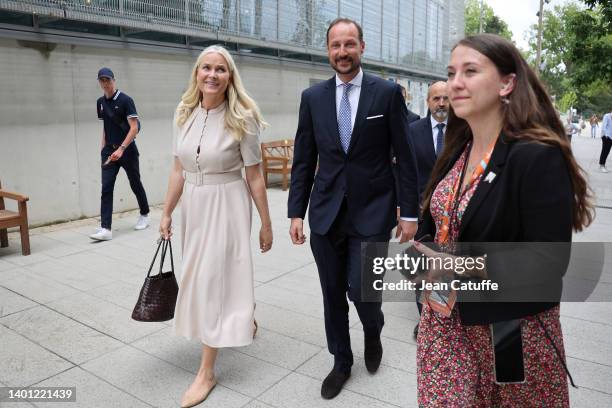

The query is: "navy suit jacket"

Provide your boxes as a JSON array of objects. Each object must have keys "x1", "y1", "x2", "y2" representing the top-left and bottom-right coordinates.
[
  {"x1": 410, "y1": 116, "x2": 438, "y2": 199},
  {"x1": 287, "y1": 73, "x2": 419, "y2": 237},
  {"x1": 406, "y1": 109, "x2": 420, "y2": 124}
]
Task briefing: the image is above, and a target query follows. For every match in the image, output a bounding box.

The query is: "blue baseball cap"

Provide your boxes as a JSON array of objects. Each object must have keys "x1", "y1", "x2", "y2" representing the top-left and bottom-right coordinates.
[{"x1": 97, "y1": 67, "x2": 115, "y2": 80}]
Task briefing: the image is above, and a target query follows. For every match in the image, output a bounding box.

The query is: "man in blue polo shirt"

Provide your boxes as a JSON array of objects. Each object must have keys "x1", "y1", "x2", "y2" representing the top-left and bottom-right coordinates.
[{"x1": 90, "y1": 67, "x2": 150, "y2": 241}]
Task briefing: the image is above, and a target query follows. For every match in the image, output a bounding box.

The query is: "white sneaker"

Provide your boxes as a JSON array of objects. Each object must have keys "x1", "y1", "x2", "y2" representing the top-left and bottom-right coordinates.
[
  {"x1": 134, "y1": 215, "x2": 150, "y2": 230},
  {"x1": 601, "y1": 166, "x2": 609, "y2": 173},
  {"x1": 90, "y1": 227, "x2": 112, "y2": 241}
]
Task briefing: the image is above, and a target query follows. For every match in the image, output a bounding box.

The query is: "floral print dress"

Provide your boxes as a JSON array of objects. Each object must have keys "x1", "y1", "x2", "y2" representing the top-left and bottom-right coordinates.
[{"x1": 416, "y1": 144, "x2": 570, "y2": 407}]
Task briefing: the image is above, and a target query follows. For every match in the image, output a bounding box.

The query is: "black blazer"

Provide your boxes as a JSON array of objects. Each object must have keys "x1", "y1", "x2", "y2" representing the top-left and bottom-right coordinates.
[
  {"x1": 288, "y1": 73, "x2": 419, "y2": 236},
  {"x1": 410, "y1": 117, "x2": 438, "y2": 200},
  {"x1": 417, "y1": 135, "x2": 573, "y2": 325}
]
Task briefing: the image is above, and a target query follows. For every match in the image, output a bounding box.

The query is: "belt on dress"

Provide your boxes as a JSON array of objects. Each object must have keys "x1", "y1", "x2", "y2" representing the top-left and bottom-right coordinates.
[{"x1": 183, "y1": 170, "x2": 242, "y2": 186}]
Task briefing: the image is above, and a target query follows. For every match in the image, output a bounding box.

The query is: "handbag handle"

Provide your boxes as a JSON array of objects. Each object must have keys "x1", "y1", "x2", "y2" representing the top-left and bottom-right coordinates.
[
  {"x1": 147, "y1": 238, "x2": 173, "y2": 277},
  {"x1": 146, "y1": 238, "x2": 164, "y2": 278},
  {"x1": 157, "y1": 238, "x2": 174, "y2": 275}
]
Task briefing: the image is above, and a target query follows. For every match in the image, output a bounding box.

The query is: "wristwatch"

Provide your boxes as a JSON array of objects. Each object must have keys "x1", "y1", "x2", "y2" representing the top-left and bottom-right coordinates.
[{"x1": 119, "y1": 145, "x2": 127, "y2": 151}]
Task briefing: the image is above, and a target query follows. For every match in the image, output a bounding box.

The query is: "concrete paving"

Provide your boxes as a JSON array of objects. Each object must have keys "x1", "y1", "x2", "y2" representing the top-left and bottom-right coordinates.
[{"x1": 1, "y1": 133, "x2": 611, "y2": 407}]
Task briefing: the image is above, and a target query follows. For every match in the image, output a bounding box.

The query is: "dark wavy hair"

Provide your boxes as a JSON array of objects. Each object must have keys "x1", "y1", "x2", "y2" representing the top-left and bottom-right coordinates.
[{"x1": 421, "y1": 34, "x2": 593, "y2": 231}]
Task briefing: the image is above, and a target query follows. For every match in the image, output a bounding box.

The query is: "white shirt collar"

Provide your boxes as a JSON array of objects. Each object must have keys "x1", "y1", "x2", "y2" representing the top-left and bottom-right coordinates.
[
  {"x1": 430, "y1": 114, "x2": 447, "y2": 130},
  {"x1": 335, "y1": 68, "x2": 363, "y2": 88}
]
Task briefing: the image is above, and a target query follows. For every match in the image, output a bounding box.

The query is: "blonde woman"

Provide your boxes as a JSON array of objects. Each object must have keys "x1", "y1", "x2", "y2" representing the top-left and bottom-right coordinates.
[{"x1": 159, "y1": 45, "x2": 272, "y2": 408}]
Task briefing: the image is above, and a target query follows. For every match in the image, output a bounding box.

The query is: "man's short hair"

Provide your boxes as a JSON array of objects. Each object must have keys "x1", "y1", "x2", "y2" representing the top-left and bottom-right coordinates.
[{"x1": 326, "y1": 18, "x2": 363, "y2": 45}]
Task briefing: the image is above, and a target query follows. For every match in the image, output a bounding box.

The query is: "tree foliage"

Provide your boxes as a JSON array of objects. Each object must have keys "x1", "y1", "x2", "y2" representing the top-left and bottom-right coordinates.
[
  {"x1": 526, "y1": 1, "x2": 612, "y2": 114},
  {"x1": 464, "y1": 0, "x2": 513, "y2": 40},
  {"x1": 583, "y1": 0, "x2": 612, "y2": 23}
]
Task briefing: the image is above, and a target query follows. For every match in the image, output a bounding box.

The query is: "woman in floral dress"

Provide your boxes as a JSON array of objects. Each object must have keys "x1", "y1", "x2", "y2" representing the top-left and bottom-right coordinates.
[{"x1": 413, "y1": 34, "x2": 593, "y2": 407}]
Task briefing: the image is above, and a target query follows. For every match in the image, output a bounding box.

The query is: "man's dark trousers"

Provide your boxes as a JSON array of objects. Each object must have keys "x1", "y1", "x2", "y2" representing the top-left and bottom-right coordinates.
[
  {"x1": 100, "y1": 145, "x2": 149, "y2": 229},
  {"x1": 310, "y1": 199, "x2": 387, "y2": 374},
  {"x1": 600, "y1": 136, "x2": 612, "y2": 166}
]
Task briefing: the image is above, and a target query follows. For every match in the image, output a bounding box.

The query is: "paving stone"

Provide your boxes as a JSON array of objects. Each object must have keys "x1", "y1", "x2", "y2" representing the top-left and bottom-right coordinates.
[
  {"x1": 0, "y1": 267, "x2": 28, "y2": 284},
  {"x1": 23, "y1": 258, "x2": 114, "y2": 292},
  {"x1": 53, "y1": 252, "x2": 142, "y2": 284},
  {"x1": 264, "y1": 268, "x2": 322, "y2": 298},
  {"x1": 237, "y1": 328, "x2": 322, "y2": 371},
  {"x1": 0, "y1": 271, "x2": 80, "y2": 304},
  {"x1": 85, "y1": 280, "x2": 143, "y2": 310},
  {"x1": 82, "y1": 346, "x2": 250, "y2": 408},
  {"x1": 132, "y1": 327, "x2": 291, "y2": 398},
  {"x1": 296, "y1": 349, "x2": 416, "y2": 407},
  {"x1": 253, "y1": 263, "x2": 292, "y2": 283},
  {"x1": 0, "y1": 251, "x2": 53, "y2": 267},
  {"x1": 242, "y1": 400, "x2": 276, "y2": 408},
  {"x1": 0, "y1": 287, "x2": 37, "y2": 318},
  {"x1": 569, "y1": 386, "x2": 612, "y2": 407},
  {"x1": 46, "y1": 292, "x2": 166, "y2": 344},
  {"x1": 249, "y1": 302, "x2": 327, "y2": 348},
  {"x1": 0, "y1": 258, "x2": 17, "y2": 271},
  {"x1": 34, "y1": 367, "x2": 151, "y2": 408},
  {"x1": 562, "y1": 315, "x2": 612, "y2": 366},
  {"x1": 1, "y1": 306, "x2": 123, "y2": 365},
  {"x1": 259, "y1": 372, "x2": 398, "y2": 408},
  {"x1": 566, "y1": 357, "x2": 612, "y2": 396},
  {"x1": 25, "y1": 235, "x2": 90, "y2": 259},
  {"x1": 561, "y1": 302, "x2": 612, "y2": 326},
  {"x1": 0, "y1": 325, "x2": 72, "y2": 387},
  {"x1": 91, "y1": 242, "x2": 153, "y2": 269}
]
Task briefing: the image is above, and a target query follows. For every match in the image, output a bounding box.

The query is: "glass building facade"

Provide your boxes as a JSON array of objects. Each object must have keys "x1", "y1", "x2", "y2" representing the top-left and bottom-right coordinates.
[{"x1": 1, "y1": 0, "x2": 464, "y2": 79}]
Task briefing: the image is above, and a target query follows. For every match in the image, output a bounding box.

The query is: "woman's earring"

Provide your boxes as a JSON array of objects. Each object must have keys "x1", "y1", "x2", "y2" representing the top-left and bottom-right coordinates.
[{"x1": 501, "y1": 95, "x2": 510, "y2": 105}]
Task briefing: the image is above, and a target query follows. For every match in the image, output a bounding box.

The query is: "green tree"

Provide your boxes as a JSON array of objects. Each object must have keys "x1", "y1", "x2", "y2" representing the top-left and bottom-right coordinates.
[
  {"x1": 526, "y1": 2, "x2": 611, "y2": 112},
  {"x1": 582, "y1": 0, "x2": 612, "y2": 23},
  {"x1": 464, "y1": 0, "x2": 513, "y2": 40},
  {"x1": 525, "y1": 4, "x2": 580, "y2": 98}
]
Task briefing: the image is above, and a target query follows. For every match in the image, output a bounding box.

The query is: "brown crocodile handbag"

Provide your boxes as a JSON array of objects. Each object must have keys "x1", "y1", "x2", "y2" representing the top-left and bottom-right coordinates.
[{"x1": 132, "y1": 238, "x2": 178, "y2": 322}]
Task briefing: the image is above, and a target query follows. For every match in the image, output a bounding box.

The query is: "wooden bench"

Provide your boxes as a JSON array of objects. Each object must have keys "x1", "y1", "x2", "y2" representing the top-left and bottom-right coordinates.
[
  {"x1": 261, "y1": 139, "x2": 294, "y2": 191},
  {"x1": 0, "y1": 180, "x2": 30, "y2": 256}
]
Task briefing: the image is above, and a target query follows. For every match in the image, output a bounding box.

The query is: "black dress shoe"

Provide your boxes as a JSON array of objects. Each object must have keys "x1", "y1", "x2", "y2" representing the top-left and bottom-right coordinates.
[
  {"x1": 364, "y1": 337, "x2": 383, "y2": 373},
  {"x1": 413, "y1": 323, "x2": 419, "y2": 340},
  {"x1": 321, "y1": 369, "x2": 350, "y2": 399}
]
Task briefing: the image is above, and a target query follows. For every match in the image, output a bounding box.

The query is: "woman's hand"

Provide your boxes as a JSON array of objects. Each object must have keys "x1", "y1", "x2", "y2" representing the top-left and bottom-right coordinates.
[
  {"x1": 260, "y1": 224, "x2": 273, "y2": 253},
  {"x1": 159, "y1": 214, "x2": 172, "y2": 240}
]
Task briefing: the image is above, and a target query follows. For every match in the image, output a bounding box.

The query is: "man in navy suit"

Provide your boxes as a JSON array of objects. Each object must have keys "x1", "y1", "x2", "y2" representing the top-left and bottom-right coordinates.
[
  {"x1": 288, "y1": 18, "x2": 419, "y2": 399},
  {"x1": 411, "y1": 81, "x2": 449, "y2": 200},
  {"x1": 408, "y1": 81, "x2": 448, "y2": 337}
]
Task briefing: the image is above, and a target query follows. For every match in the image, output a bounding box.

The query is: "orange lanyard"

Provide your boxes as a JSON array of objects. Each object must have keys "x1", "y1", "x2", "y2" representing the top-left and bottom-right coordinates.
[{"x1": 438, "y1": 140, "x2": 496, "y2": 244}]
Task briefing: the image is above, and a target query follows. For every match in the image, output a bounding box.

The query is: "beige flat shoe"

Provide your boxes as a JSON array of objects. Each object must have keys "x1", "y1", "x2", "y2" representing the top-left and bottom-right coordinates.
[{"x1": 180, "y1": 380, "x2": 216, "y2": 408}]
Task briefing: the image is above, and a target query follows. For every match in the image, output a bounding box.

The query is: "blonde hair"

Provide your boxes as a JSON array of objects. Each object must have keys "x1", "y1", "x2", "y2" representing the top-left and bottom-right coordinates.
[{"x1": 175, "y1": 45, "x2": 266, "y2": 140}]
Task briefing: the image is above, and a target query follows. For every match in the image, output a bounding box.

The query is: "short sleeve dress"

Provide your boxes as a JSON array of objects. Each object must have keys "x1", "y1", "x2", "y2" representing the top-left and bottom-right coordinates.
[{"x1": 172, "y1": 102, "x2": 262, "y2": 347}]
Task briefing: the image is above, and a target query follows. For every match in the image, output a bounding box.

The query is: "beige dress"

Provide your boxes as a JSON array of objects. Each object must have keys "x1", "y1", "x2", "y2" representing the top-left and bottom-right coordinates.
[{"x1": 172, "y1": 102, "x2": 261, "y2": 347}]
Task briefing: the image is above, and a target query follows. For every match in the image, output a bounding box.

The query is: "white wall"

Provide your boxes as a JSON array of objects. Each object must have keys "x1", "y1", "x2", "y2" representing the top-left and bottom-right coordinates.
[{"x1": 0, "y1": 38, "x2": 332, "y2": 226}]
